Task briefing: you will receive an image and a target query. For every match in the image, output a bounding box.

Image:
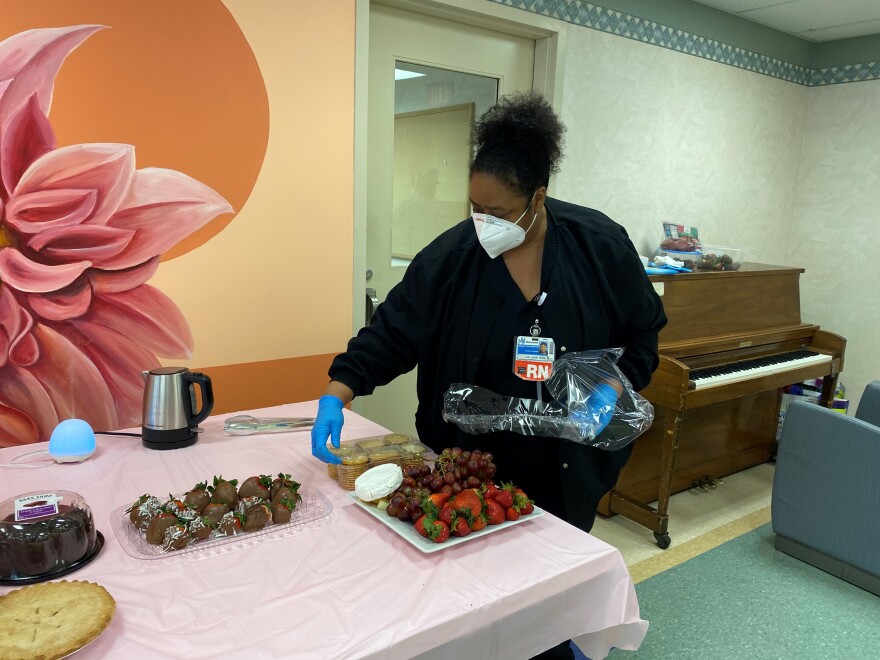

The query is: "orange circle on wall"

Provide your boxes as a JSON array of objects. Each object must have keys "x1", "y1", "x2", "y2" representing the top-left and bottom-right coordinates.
[{"x1": 0, "y1": 1, "x2": 269, "y2": 260}]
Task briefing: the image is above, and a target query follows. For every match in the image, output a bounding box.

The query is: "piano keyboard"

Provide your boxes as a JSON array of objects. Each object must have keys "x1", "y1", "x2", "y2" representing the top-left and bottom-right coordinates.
[{"x1": 690, "y1": 350, "x2": 831, "y2": 390}]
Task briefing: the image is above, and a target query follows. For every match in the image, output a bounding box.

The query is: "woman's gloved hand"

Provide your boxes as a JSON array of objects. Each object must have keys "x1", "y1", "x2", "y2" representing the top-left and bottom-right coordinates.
[
  {"x1": 311, "y1": 395, "x2": 344, "y2": 464},
  {"x1": 568, "y1": 382, "x2": 620, "y2": 439},
  {"x1": 589, "y1": 382, "x2": 620, "y2": 436}
]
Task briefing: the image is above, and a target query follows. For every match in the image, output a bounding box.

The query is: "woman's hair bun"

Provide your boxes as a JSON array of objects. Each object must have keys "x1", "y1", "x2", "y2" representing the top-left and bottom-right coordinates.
[{"x1": 471, "y1": 91, "x2": 565, "y2": 197}]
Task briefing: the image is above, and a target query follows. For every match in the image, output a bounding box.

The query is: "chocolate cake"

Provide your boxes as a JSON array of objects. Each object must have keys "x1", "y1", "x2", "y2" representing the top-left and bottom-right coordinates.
[{"x1": 0, "y1": 492, "x2": 97, "y2": 581}]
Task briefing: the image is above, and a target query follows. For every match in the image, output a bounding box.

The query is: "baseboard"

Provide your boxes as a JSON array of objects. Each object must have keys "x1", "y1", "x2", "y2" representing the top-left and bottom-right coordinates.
[{"x1": 774, "y1": 535, "x2": 880, "y2": 597}]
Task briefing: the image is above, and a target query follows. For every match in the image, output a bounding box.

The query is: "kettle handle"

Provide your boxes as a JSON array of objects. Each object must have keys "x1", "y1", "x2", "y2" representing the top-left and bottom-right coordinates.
[{"x1": 184, "y1": 371, "x2": 214, "y2": 427}]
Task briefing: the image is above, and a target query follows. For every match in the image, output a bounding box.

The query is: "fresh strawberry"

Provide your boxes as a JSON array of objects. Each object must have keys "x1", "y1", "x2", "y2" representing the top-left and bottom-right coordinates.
[
  {"x1": 483, "y1": 484, "x2": 501, "y2": 501},
  {"x1": 452, "y1": 517, "x2": 471, "y2": 537},
  {"x1": 484, "y1": 499, "x2": 506, "y2": 525},
  {"x1": 494, "y1": 489, "x2": 514, "y2": 509},
  {"x1": 427, "y1": 492, "x2": 452, "y2": 508},
  {"x1": 414, "y1": 514, "x2": 431, "y2": 538},
  {"x1": 452, "y1": 489, "x2": 482, "y2": 518},
  {"x1": 428, "y1": 519, "x2": 450, "y2": 543},
  {"x1": 514, "y1": 491, "x2": 534, "y2": 515},
  {"x1": 438, "y1": 504, "x2": 456, "y2": 526},
  {"x1": 469, "y1": 513, "x2": 488, "y2": 532},
  {"x1": 505, "y1": 506, "x2": 520, "y2": 521}
]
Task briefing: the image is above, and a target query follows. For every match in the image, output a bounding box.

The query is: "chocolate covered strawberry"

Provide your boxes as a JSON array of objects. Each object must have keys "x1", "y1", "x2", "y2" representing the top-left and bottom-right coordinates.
[
  {"x1": 270, "y1": 473, "x2": 301, "y2": 501},
  {"x1": 161, "y1": 494, "x2": 187, "y2": 515},
  {"x1": 272, "y1": 498, "x2": 297, "y2": 524},
  {"x1": 187, "y1": 516, "x2": 216, "y2": 541},
  {"x1": 202, "y1": 502, "x2": 230, "y2": 524},
  {"x1": 236, "y1": 496, "x2": 266, "y2": 516},
  {"x1": 244, "y1": 503, "x2": 272, "y2": 532},
  {"x1": 145, "y1": 512, "x2": 180, "y2": 545},
  {"x1": 238, "y1": 475, "x2": 272, "y2": 500},
  {"x1": 162, "y1": 523, "x2": 191, "y2": 551},
  {"x1": 127, "y1": 494, "x2": 160, "y2": 530},
  {"x1": 183, "y1": 481, "x2": 211, "y2": 512},
  {"x1": 216, "y1": 511, "x2": 245, "y2": 536},
  {"x1": 211, "y1": 476, "x2": 239, "y2": 507}
]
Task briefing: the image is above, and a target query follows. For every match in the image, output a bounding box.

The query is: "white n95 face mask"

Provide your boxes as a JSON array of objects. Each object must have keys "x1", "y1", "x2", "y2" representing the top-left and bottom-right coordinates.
[{"x1": 472, "y1": 194, "x2": 538, "y2": 259}]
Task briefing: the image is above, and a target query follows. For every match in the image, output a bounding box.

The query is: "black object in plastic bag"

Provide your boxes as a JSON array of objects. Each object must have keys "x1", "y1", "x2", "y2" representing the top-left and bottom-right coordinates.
[{"x1": 442, "y1": 348, "x2": 654, "y2": 450}]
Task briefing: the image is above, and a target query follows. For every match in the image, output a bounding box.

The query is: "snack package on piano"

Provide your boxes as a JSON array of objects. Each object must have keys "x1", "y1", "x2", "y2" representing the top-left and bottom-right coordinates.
[{"x1": 442, "y1": 348, "x2": 654, "y2": 450}]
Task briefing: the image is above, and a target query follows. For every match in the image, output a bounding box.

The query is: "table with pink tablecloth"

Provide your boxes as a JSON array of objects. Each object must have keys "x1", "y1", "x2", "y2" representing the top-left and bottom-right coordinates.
[{"x1": 0, "y1": 402, "x2": 647, "y2": 659}]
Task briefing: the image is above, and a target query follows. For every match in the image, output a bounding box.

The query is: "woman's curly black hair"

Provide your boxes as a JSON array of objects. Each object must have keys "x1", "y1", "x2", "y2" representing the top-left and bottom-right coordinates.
[{"x1": 470, "y1": 91, "x2": 565, "y2": 199}]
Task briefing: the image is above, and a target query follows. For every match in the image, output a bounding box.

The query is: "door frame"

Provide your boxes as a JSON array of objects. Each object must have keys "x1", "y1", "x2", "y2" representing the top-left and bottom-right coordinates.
[{"x1": 352, "y1": 0, "x2": 567, "y2": 335}]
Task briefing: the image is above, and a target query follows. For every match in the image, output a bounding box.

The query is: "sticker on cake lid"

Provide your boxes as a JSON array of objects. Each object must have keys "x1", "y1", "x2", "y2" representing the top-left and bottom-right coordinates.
[{"x1": 15, "y1": 493, "x2": 61, "y2": 521}]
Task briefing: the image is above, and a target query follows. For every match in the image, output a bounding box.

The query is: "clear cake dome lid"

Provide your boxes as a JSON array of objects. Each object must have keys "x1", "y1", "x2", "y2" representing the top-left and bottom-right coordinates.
[
  {"x1": 0, "y1": 490, "x2": 101, "y2": 585},
  {"x1": 0, "y1": 490, "x2": 92, "y2": 526}
]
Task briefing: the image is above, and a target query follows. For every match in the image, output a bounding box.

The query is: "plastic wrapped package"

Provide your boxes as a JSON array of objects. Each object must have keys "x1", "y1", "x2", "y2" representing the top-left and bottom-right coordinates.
[{"x1": 442, "y1": 348, "x2": 654, "y2": 450}]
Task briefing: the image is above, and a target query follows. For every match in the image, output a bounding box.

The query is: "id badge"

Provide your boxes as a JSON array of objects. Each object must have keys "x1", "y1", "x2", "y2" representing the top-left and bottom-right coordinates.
[{"x1": 513, "y1": 336, "x2": 555, "y2": 381}]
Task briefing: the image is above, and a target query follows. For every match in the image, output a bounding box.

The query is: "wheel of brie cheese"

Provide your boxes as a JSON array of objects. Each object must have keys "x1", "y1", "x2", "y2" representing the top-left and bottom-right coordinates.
[{"x1": 354, "y1": 464, "x2": 404, "y2": 503}]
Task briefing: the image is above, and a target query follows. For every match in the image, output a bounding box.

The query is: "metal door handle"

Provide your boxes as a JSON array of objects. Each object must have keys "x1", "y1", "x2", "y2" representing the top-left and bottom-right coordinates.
[{"x1": 366, "y1": 288, "x2": 379, "y2": 325}]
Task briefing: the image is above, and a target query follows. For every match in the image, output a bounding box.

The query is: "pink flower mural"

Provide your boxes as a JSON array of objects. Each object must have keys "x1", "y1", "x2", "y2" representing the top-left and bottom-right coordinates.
[{"x1": 0, "y1": 26, "x2": 232, "y2": 445}]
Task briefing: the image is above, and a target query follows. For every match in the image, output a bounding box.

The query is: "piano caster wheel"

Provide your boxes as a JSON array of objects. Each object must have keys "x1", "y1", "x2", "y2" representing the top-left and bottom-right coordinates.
[{"x1": 654, "y1": 532, "x2": 671, "y2": 549}]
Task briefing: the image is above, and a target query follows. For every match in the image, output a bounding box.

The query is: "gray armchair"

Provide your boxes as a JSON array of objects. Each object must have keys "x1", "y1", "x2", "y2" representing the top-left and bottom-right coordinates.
[{"x1": 772, "y1": 380, "x2": 880, "y2": 595}]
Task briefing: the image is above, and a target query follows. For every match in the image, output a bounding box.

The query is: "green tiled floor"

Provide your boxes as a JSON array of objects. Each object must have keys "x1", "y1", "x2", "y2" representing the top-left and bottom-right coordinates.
[{"x1": 611, "y1": 524, "x2": 880, "y2": 658}]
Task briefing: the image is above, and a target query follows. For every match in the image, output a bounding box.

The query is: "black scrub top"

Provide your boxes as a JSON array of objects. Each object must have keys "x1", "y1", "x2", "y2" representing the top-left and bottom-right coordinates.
[{"x1": 467, "y1": 222, "x2": 569, "y2": 519}]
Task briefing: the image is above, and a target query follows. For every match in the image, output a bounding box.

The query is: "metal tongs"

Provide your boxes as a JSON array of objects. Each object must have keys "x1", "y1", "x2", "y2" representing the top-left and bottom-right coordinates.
[{"x1": 223, "y1": 415, "x2": 315, "y2": 436}]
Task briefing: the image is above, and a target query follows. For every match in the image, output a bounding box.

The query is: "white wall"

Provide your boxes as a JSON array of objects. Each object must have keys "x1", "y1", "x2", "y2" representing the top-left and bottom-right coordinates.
[
  {"x1": 789, "y1": 80, "x2": 880, "y2": 412},
  {"x1": 552, "y1": 25, "x2": 876, "y2": 412},
  {"x1": 554, "y1": 26, "x2": 806, "y2": 265}
]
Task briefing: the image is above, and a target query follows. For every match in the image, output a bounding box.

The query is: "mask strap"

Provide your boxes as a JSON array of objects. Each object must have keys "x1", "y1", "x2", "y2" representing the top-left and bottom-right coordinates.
[{"x1": 519, "y1": 191, "x2": 539, "y2": 236}]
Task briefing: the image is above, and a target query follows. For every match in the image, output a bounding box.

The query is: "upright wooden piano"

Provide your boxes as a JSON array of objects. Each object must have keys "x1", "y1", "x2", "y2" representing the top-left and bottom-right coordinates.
[{"x1": 597, "y1": 263, "x2": 845, "y2": 548}]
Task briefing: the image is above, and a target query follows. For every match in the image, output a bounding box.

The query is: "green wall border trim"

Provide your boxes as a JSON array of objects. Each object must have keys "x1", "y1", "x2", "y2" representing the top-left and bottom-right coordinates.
[{"x1": 489, "y1": 0, "x2": 880, "y2": 87}]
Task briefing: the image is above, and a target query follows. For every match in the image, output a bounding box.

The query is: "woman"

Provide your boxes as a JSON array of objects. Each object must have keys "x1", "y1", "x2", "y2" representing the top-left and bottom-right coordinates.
[{"x1": 312, "y1": 92, "x2": 666, "y2": 534}]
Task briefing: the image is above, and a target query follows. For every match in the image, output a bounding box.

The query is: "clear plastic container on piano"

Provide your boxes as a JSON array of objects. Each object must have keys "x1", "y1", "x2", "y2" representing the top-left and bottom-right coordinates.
[
  {"x1": 697, "y1": 246, "x2": 743, "y2": 271},
  {"x1": 657, "y1": 248, "x2": 701, "y2": 270}
]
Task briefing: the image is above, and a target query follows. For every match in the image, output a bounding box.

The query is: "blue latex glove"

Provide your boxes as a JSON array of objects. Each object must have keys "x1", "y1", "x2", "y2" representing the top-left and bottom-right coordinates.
[
  {"x1": 311, "y1": 395, "x2": 344, "y2": 464},
  {"x1": 589, "y1": 383, "x2": 619, "y2": 436},
  {"x1": 569, "y1": 382, "x2": 620, "y2": 439}
]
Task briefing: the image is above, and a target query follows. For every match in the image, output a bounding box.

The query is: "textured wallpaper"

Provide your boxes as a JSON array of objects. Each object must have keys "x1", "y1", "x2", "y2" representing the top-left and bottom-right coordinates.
[
  {"x1": 555, "y1": 26, "x2": 807, "y2": 263},
  {"x1": 790, "y1": 82, "x2": 880, "y2": 412},
  {"x1": 553, "y1": 25, "x2": 877, "y2": 411}
]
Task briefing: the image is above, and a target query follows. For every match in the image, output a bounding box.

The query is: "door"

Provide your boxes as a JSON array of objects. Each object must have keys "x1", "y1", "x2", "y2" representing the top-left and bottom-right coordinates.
[{"x1": 352, "y1": 3, "x2": 536, "y2": 437}]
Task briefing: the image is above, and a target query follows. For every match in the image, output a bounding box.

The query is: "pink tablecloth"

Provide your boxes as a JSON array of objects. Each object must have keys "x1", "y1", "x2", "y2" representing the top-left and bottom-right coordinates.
[{"x1": 0, "y1": 402, "x2": 647, "y2": 659}]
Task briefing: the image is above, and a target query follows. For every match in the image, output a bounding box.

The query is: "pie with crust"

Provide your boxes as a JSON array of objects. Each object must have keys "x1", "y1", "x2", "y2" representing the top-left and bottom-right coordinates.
[{"x1": 0, "y1": 580, "x2": 115, "y2": 660}]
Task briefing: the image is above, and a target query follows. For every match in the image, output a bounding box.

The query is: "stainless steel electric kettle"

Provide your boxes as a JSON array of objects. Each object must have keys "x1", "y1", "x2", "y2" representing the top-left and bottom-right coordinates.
[{"x1": 141, "y1": 367, "x2": 214, "y2": 450}]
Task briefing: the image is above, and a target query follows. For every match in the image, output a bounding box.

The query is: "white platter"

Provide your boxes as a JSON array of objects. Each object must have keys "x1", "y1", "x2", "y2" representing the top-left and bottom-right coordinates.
[{"x1": 346, "y1": 492, "x2": 544, "y2": 553}]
